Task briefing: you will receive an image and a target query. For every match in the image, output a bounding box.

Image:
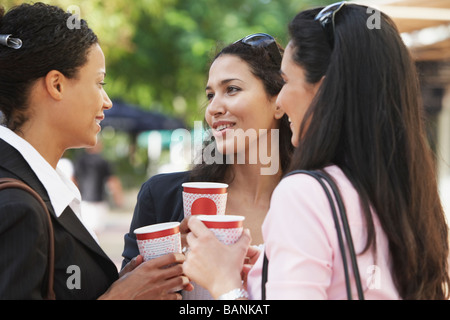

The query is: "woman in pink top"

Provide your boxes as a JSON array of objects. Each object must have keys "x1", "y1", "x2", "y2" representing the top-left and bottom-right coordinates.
[{"x1": 183, "y1": 2, "x2": 450, "y2": 300}]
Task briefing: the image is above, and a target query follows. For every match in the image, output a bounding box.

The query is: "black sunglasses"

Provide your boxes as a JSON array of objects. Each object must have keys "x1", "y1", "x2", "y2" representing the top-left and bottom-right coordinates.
[
  {"x1": 235, "y1": 33, "x2": 282, "y2": 66},
  {"x1": 314, "y1": 1, "x2": 346, "y2": 48}
]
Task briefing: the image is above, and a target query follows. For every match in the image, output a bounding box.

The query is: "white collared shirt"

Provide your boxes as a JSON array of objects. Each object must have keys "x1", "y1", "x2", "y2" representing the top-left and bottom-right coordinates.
[{"x1": 0, "y1": 125, "x2": 98, "y2": 242}]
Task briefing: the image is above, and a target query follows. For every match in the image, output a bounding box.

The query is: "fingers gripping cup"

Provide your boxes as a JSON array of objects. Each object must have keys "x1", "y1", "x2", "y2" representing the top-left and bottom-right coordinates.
[
  {"x1": 134, "y1": 222, "x2": 182, "y2": 261},
  {"x1": 182, "y1": 182, "x2": 228, "y2": 217}
]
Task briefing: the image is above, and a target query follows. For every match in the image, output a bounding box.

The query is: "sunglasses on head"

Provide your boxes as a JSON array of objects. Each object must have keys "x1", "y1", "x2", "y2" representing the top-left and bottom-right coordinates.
[
  {"x1": 314, "y1": 1, "x2": 346, "y2": 48},
  {"x1": 234, "y1": 33, "x2": 282, "y2": 67}
]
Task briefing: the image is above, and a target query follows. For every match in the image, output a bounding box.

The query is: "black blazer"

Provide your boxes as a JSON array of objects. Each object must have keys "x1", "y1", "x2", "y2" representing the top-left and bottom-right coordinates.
[
  {"x1": 0, "y1": 139, "x2": 118, "y2": 299},
  {"x1": 121, "y1": 171, "x2": 190, "y2": 268}
]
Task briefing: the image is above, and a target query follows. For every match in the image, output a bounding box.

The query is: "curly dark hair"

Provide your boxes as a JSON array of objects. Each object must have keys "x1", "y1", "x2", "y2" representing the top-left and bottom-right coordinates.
[{"x1": 0, "y1": 2, "x2": 98, "y2": 131}]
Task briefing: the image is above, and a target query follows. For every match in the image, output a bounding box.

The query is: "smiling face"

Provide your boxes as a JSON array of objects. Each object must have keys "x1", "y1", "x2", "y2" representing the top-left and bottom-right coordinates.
[
  {"x1": 58, "y1": 43, "x2": 112, "y2": 149},
  {"x1": 205, "y1": 54, "x2": 281, "y2": 156},
  {"x1": 276, "y1": 42, "x2": 321, "y2": 147}
]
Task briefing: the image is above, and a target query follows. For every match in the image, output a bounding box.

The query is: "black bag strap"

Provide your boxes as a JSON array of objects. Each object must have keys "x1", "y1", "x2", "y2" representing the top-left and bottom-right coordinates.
[
  {"x1": 262, "y1": 169, "x2": 364, "y2": 300},
  {"x1": 0, "y1": 178, "x2": 56, "y2": 300},
  {"x1": 262, "y1": 250, "x2": 268, "y2": 300}
]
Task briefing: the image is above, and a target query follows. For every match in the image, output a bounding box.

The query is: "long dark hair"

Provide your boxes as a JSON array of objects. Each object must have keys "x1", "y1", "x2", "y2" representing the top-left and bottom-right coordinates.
[
  {"x1": 288, "y1": 4, "x2": 449, "y2": 299},
  {"x1": 0, "y1": 3, "x2": 98, "y2": 132},
  {"x1": 189, "y1": 39, "x2": 293, "y2": 183}
]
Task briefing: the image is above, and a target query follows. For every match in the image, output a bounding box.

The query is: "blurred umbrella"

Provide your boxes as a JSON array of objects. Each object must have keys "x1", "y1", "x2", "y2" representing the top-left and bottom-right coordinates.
[{"x1": 102, "y1": 100, "x2": 185, "y2": 133}]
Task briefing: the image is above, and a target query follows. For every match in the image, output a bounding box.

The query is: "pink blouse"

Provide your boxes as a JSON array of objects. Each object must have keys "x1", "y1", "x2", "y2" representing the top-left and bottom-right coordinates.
[{"x1": 247, "y1": 166, "x2": 400, "y2": 300}]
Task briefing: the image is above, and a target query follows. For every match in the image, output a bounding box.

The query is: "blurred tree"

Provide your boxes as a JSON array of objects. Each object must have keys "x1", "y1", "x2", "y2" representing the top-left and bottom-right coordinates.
[{"x1": 1, "y1": 0, "x2": 333, "y2": 127}]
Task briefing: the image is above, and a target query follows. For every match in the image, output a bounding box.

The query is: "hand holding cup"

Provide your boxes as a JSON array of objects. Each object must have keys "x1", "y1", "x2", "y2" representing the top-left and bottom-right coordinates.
[{"x1": 182, "y1": 215, "x2": 251, "y2": 300}]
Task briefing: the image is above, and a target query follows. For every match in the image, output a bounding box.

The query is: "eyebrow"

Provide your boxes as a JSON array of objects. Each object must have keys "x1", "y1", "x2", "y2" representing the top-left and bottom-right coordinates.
[{"x1": 205, "y1": 78, "x2": 242, "y2": 91}]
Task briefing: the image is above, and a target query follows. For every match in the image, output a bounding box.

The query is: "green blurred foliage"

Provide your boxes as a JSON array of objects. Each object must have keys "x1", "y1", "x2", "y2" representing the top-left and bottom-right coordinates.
[{"x1": 2, "y1": 0, "x2": 333, "y2": 127}]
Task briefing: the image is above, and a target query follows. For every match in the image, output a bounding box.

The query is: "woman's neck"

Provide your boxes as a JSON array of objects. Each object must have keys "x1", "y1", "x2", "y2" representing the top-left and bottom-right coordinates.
[
  {"x1": 17, "y1": 120, "x2": 64, "y2": 169},
  {"x1": 227, "y1": 163, "x2": 282, "y2": 205}
]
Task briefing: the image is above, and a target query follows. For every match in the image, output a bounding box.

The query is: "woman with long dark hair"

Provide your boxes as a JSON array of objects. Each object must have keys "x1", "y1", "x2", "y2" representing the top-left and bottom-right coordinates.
[
  {"x1": 183, "y1": 2, "x2": 450, "y2": 300},
  {"x1": 122, "y1": 33, "x2": 293, "y2": 265}
]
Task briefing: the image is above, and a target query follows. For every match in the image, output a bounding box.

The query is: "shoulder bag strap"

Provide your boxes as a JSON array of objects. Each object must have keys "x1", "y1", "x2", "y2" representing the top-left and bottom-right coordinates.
[
  {"x1": 313, "y1": 170, "x2": 364, "y2": 300},
  {"x1": 0, "y1": 178, "x2": 55, "y2": 300},
  {"x1": 262, "y1": 169, "x2": 364, "y2": 300},
  {"x1": 262, "y1": 251, "x2": 268, "y2": 300}
]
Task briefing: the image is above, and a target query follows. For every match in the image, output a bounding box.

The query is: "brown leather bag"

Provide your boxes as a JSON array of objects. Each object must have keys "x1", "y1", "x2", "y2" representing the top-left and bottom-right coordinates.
[{"x1": 0, "y1": 178, "x2": 55, "y2": 300}]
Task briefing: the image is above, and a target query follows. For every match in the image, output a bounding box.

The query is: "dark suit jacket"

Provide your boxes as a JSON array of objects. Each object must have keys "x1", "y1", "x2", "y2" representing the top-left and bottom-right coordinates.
[
  {"x1": 121, "y1": 171, "x2": 190, "y2": 268},
  {"x1": 0, "y1": 139, "x2": 118, "y2": 299}
]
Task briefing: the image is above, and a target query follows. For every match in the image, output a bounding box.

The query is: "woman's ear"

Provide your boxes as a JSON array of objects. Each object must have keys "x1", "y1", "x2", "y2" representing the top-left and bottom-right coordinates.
[
  {"x1": 274, "y1": 105, "x2": 285, "y2": 120},
  {"x1": 272, "y1": 95, "x2": 285, "y2": 120},
  {"x1": 44, "y1": 70, "x2": 65, "y2": 101}
]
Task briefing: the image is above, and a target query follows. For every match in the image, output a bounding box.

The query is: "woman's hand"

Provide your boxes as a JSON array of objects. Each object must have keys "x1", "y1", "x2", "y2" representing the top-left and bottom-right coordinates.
[
  {"x1": 242, "y1": 245, "x2": 261, "y2": 290},
  {"x1": 179, "y1": 216, "x2": 191, "y2": 249},
  {"x1": 118, "y1": 254, "x2": 144, "y2": 278},
  {"x1": 182, "y1": 216, "x2": 252, "y2": 299},
  {"x1": 99, "y1": 253, "x2": 193, "y2": 300}
]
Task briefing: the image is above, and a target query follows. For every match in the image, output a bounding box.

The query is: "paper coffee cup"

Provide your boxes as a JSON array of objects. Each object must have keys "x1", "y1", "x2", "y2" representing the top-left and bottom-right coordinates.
[
  {"x1": 182, "y1": 182, "x2": 228, "y2": 217},
  {"x1": 196, "y1": 215, "x2": 245, "y2": 245},
  {"x1": 134, "y1": 222, "x2": 182, "y2": 261}
]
